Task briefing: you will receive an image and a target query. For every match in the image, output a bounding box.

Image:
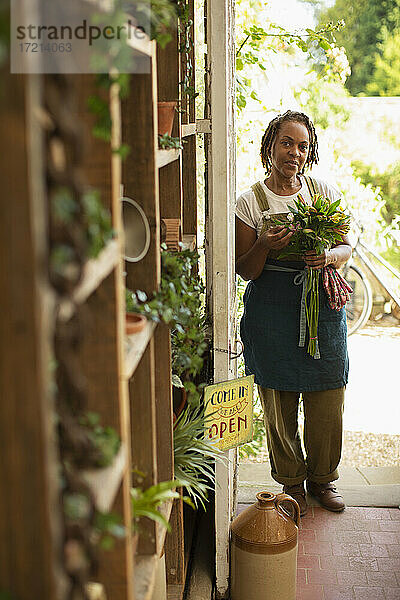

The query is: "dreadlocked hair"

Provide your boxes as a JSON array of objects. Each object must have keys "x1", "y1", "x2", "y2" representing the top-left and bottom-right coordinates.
[{"x1": 260, "y1": 110, "x2": 319, "y2": 175}]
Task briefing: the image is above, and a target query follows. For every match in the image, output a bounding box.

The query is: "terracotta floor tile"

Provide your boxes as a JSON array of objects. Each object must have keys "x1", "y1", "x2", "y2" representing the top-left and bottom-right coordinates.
[
  {"x1": 370, "y1": 532, "x2": 400, "y2": 545},
  {"x1": 385, "y1": 588, "x2": 400, "y2": 599},
  {"x1": 322, "y1": 586, "x2": 355, "y2": 600},
  {"x1": 297, "y1": 568, "x2": 307, "y2": 585},
  {"x1": 337, "y1": 570, "x2": 367, "y2": 586},
  {"x1": 332, "y1": 542, "x2": 360, "y2": 557},
  {"x1": 307, "y1": 568, "x2": 338, "y2": 585},
  {"x1": 387, "y1": 545, "x2": 400, "y2": 558},
  {"x1": 353, "y1": 586, "x2": 384, "y2": 599},
  {"x1": 377, "y1": 557, "x2": 400, "y2": 571},
  {"x1": 330, "y1": 531, "x2": 371, "y2": 544},
  {"x1": 303, "y1": 540, "x2": 333, "y2": 555},
  {"x1": 298, "y1": 541, "x2": 305, "y2": 555},
  {"x1": 296, "y1": 584, "x2": 324, "y2": 600},
  {"x1": 348, "y1": 556, "x2": 379, "y2": 571},
  {"x1": 355, "y1": 520, "x2": 381, "y2": 532},
  {"x1": 319, "y1": 555, "x2": 350, "y2": 571},
  {"x1": 379, "y1": 520, "x2": 400, "y2": 532},
  {"x1": 366, "y1": 571, "x2": 398, "y2": 587},
  {"x1": 350, "y1": 508, "x2": 392, "y2": 520},
  {"x1": 299, "y1": 529, "x2": 317, "y2": 542},
  {"x1": 297, "y1": 554, "x2": 320, "y2": 569},
  {"x1": 359, "y1": 543, "x2": 389, "y2": 558},
  {"x1": 324, "y1": 520, "x2": 355, "y2": 531}
]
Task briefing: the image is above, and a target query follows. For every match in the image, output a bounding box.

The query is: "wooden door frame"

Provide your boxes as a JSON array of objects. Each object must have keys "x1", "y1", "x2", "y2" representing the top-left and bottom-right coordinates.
[{"x1": 205, "y1": 0, "x2": 237, "y2": 596}]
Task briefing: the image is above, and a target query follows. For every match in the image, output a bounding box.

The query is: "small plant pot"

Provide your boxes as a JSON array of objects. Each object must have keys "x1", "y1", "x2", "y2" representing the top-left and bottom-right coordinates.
[
  {"x1": 126, "y1": 312, "x2": 147, "y2": 335},
  {"x1": 173, "y1": 386, "x2": 187, "y2": 423},
  {"x1": 157, "y1": 101, "x2": 177, "y2": 136}
]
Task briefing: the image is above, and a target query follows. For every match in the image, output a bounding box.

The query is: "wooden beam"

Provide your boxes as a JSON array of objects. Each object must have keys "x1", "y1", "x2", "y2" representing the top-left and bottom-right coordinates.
[
  {"x1": 154, "y1": 323, "x2": 174, "y2": 483},
  {"x1": 130, "y1": 340, "x2": 159, "y2": 555},
  {"x1": 157, "y1": 22, "x2": 183, "y2": 227},
  {"x1": 77, "y1": 75, "x2": 134, "y2": 600},
  {"x1": 165, "y1": 494, "x2": 185, "y2": 586},
  {"x1": 182, "y1": 135, "x2": 197, "y2": 236},
  {"x1": 122, "y1": 61, "x2": 160, "y2": 297},
  {"x1": 0, "y1": 72, "x2": 67, "y2": 599}
]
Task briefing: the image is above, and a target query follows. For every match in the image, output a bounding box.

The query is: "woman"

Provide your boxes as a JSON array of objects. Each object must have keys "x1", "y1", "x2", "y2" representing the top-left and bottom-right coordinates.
[{"x1": 235, "y1": 110, "x2": 352, "y2": 517}]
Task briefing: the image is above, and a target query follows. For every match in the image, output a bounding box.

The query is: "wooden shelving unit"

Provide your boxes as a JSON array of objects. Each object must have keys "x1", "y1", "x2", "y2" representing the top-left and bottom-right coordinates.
[{"x1": 0, "y1": 0, "x2": 199, "y2": 597}]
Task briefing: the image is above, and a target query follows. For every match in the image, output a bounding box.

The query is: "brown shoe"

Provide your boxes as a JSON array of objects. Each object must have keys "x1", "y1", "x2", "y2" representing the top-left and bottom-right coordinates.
[
  {"x1": 283, "y1": 483, "x2": 308, "y2": 517},
  {"x1": 306, "y1": 481, "x2": 346, "y2": 512}
]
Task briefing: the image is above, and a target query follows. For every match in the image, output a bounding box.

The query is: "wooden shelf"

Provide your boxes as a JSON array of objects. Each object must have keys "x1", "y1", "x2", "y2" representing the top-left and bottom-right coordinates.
[
  {"x1": 86, "y1": 582, "x2": 107, "y2": 600},
  {"x1": 124, "y1": 321, "x2": 157, "y2": 379},
  {"x1": 181, "y1": 123, "x2": 196, "y2": 137},
  {"x1": 59, "y1": 239, "x2": 120, "y2": 321},
  {"x1": 80, "y1": 443, "x2": 127, "y2": 513},
  {"x1": 126, "y1": 31, "x2": 154, "y2": 57},
  {"x1": 157, "y1": 149, "x2": 180, "y2": 169},
  {"x1": 134, "y1": 502, "x2": 174, "y2": 600}
]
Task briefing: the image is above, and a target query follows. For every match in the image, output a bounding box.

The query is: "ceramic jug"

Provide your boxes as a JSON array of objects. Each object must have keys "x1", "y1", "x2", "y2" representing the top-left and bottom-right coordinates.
[{"x1": 230, "y1": 491, "x2": 301, "y2": 600}]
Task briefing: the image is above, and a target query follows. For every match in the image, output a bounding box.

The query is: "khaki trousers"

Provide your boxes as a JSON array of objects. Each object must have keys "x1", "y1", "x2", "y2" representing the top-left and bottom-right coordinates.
[{"x1": 258, "y1": 386, "x2": 345, "y2": 486}]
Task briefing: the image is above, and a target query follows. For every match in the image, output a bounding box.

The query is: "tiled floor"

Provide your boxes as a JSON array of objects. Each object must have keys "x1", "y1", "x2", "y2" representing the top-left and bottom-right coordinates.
[
  {"x1": 235, "y1": 503, "x2": 400, "y2": 599},
  {"x1": 296, "y1": 506, "x2": 400, "y2": 600}
]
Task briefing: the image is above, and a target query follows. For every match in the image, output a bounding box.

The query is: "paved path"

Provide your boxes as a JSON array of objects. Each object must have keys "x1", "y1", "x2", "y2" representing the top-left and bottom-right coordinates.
[{"x1": 345, "y1": 324, "x2": 400, "y2": 435}]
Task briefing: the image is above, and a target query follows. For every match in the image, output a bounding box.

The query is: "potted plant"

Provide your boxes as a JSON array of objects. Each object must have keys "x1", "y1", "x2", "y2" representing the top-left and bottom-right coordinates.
[
  {"x1": 158, "y1": 133, "x2": 184, "y2": 150},
  {"x1": 173, "y1": 404, "x2": 224, "y2": 509}
]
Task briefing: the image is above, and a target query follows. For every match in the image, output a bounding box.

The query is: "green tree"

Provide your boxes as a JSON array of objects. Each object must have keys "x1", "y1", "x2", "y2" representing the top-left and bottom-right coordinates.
[
  {"x1": 351, "y1": 160, "x2": 400, "y2": 225},
  {"x1": 366, "y1": 33, "x2": 400, "y2": 96},
  {"x1": 316, "y1": 0, "x2": 400, "y2": 96}
]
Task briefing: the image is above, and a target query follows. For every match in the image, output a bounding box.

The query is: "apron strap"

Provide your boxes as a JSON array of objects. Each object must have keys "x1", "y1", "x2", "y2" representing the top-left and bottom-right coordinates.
[
  {"x1": 251, "y1": 181, "x2": 270, "y2": 211},
  {"x1": 303, "y1": 175, "x2": 318, "y2": 197}
]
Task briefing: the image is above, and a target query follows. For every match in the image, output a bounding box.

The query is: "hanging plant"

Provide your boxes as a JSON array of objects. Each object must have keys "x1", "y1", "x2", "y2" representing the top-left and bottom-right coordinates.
[
  {"x1": 126, "y1": 246, "x2": 208, "y2": 406},
  {"x1": 177, "y1": 0, "x2": 198, "y2": 103},
  {"x1": 88, "y1": 72, "x2": 131, "y2": 160}
]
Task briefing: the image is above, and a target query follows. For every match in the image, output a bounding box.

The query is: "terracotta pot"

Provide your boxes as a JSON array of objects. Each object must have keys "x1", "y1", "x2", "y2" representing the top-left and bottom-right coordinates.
[
  {"x1": 161, "y1": 218, "x2": 182, "y2": 251},
  {"x1": 157, "y1": 101, "x2": 177, "y2": 136},
  {"x1": 172, "y1": 386, "x2": 187, "y2": 423},
  {"x1": 231, "y1": 491, "x2": 300, "y2": 600},
  {"x1": 126, "y1": 313, "x2": 146, "y2": 335}
]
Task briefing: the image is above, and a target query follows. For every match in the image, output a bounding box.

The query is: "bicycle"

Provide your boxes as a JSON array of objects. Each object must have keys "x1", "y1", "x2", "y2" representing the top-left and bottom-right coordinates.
[
  {"x1": 340, "y1": 207, "x2": 400, "y2": 335},
  {"x1": 341, "y1": 256, "x2": 373, "y2": 336}
]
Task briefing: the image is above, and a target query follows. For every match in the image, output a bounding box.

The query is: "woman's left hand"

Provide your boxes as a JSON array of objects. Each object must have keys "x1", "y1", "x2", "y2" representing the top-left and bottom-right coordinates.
[{"x1": 303, "y1": 249, "x2": 331, "y2": 270}]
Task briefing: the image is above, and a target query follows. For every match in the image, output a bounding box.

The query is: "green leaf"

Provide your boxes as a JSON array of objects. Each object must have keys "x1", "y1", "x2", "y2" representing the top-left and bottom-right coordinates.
[
  {"x1": 318, "y1": 38, "x2": 331, "y2": 51},
  {"x1": 172, "y1": 374, "x2": 184, "y2": 388}
]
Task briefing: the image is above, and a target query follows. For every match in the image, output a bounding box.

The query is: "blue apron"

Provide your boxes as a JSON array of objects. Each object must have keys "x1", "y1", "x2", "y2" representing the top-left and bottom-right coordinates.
[{"x1": 240, "y1": 256, "x2": 349, "y2": 392}]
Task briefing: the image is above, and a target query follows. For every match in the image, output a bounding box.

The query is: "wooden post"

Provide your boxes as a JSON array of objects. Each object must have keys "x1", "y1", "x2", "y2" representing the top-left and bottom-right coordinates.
[
  {"x1": 75, "y1": 74, "x2": 134, "y2": 600},
  {"x1": 0, "y1": 73, "x2": 67, "y2": 599},
  {"x1": 205, "y1": 0, "x2": 237, "y2": 596},
  {"x1": 122, "y1": 48, "x2": 160, "y2": 297},
  {"x1": 130, "y1": 340, "x2": 159, "y2": 555},
  {"x1": 165, "y1": 494, "x2": 185, "y2": 589},
  {"x1": 154, "y1": 323, "x2": 174, "y2": 483},
  {"x1": 157, "y1": 27, "x2": 184, "y2": 227}
]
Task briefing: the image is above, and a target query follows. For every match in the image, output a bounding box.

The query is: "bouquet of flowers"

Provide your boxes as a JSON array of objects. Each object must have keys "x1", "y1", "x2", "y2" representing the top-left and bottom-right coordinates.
[{"x1": 273, "y1": 193, "x2": 351, "y2": 358}]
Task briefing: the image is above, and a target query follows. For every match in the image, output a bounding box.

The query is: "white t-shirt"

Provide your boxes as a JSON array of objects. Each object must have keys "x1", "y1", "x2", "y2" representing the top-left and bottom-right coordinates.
[{"x1": 235, "y1": 175, "x2": 341, "y2": 237}]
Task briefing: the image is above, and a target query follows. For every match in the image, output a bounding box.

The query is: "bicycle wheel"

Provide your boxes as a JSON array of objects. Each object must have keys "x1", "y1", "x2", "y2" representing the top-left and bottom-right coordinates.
[{"x1": 343, "y1": 264, "x2": 373, "y2": 335}]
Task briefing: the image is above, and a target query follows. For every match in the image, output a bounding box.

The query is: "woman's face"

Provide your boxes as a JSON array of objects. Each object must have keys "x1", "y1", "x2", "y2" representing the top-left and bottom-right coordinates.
[{"x1": 269, "y1": 120, "x2": 310, "y2": 179}]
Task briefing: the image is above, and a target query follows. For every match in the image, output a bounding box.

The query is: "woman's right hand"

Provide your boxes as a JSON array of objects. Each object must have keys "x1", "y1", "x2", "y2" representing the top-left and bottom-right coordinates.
[{"x1": 259, "y1": 226, "x2": 294, "y2": 251}]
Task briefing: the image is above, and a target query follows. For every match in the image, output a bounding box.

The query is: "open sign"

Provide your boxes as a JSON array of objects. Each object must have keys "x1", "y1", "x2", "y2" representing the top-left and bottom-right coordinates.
[{"x1": 204, "y1": 375, "x2": 254, "y2": 451}]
